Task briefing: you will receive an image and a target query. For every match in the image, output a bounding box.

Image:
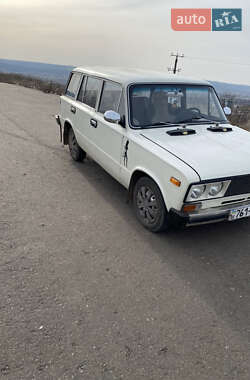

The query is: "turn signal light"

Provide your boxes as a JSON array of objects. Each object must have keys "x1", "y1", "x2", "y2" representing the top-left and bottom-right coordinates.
[
  {"x1": 170, "y1": 177, "x2": 181, "y2": 187},
  {"x1": 182, "y1": 204, "x2": 199, "y2": 213}
]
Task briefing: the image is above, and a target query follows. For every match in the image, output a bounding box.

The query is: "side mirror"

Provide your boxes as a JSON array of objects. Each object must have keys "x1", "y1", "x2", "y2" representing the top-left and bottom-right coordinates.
[
  {"x1": 104, "y1": 110, "x2": 121, "y2": 124},
  {"x1": 224, "y1": 106, "x2": 232, "y2": 116}
]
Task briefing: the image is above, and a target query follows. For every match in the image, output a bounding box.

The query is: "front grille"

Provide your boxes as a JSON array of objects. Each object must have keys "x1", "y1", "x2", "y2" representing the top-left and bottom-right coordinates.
[
  {"x1": 221, "y1": 198, "x2": 246, "y2": 204},
  {"x1": 225, "y1": 174, "x2": 250, "y2": 197}
]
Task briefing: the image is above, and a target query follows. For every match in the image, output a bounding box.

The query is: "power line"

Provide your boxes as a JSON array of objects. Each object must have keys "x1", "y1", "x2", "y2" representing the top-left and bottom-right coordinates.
[
  {"x1": 185, "y1": 55, "x2": 250, "y2": 67},
  {"x1": 168, "y1": 52, "x2": 184, "y2": 74}
]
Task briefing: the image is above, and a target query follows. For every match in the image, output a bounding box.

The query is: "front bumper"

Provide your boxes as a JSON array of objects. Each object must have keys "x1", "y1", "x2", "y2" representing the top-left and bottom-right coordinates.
[{"x1": 170, "y1": 200, "x2": 250, "y2": 227}]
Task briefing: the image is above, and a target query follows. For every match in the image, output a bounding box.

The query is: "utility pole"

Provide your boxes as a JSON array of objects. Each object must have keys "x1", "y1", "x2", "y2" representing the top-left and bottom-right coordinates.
[{"x1": 168, "y1": 52, "x2": 184, "y2": 74}]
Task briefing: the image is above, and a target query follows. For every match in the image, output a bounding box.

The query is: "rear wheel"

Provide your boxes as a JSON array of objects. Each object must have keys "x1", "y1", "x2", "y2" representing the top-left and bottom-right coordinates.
[
  {"x1": 68, "y1": 128, "x2": 86, "y2": 162},
  {"x1": 133, "y1": 177, "x2": 169, "y2": 232}
]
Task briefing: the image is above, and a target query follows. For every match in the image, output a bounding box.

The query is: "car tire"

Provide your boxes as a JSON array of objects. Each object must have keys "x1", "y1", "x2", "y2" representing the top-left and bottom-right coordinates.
[
  {"x1": 68, "y1": 127, "x2": 86, "y2": 162},
  {"x1": 133, "y1": 176, "x2": 169, "y2": 232}
]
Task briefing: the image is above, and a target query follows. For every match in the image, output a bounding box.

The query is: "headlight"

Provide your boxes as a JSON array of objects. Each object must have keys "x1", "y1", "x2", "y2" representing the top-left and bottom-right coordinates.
[
  {"x1": 186, "y1": 180, "x2": 231, "y2": 202},
  {"x1": 190, "y1": 185, "x2": 206, "y2": 199},
  {"x1": 208, "y1": 182, "x2": 223, "y2": 196}
]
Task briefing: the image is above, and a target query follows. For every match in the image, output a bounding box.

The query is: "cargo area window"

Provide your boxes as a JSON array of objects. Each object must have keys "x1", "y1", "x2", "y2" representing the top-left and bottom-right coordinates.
[{"x1": 65, "y1": 72, "x2": 81, "y2": 98}]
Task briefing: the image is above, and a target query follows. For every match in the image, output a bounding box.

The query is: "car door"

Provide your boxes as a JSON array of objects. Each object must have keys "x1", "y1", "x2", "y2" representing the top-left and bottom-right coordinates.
[
  {"x1": 90, "y1": 80, "x2": 126, "y2": 181},
  {"x1": 74, "y1": 75, "x2": 103, "y2": 159}
]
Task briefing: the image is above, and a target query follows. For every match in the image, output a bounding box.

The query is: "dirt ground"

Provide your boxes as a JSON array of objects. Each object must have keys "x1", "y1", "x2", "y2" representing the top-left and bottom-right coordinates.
[{"x1": 1, "y1": 83, "x2": 250, "y2": 380}]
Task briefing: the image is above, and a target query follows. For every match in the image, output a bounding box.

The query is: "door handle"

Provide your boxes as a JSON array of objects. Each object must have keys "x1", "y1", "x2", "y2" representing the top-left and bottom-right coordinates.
[
  {"x1": 90, "y1": 118, "x2": 98, "y2": 128},
  {"x1": 71, "y1": 106, "x2": 76, "y2": 114}
]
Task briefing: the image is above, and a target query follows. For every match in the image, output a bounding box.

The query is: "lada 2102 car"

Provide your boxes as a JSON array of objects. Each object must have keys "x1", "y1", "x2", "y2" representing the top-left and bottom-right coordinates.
[{"x1": 55, "y1": 67, "x2": 250, "y2": 232}]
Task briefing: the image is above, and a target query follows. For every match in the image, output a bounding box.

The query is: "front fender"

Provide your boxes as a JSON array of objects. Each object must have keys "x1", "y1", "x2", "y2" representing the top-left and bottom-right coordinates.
[{"x1": 123, "y1": 136, "x2": 200, "y2": 211}]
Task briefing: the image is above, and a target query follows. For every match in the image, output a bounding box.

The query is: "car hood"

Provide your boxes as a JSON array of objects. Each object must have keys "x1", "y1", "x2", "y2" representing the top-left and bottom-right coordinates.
[{"x1": 141, "y1": 124, "x2": 250, "y2": 180}]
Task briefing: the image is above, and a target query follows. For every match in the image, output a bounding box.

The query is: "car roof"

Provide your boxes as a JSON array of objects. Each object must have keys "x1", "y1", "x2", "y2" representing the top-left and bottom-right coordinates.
[{"x1": 73, "y1": 66, "x2": 211, "y2": 87}]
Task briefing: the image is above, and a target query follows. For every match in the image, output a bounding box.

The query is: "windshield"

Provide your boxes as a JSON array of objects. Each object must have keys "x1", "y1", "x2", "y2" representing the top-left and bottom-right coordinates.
[{"x1": 129, "y1": 84, "x2": 227, "y2": 128}]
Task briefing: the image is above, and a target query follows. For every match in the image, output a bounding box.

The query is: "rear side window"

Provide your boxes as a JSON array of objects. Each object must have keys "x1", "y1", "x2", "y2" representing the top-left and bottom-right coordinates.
[
  {"x1": 77, "y1": 76, "x2": 86, "y2": 103},
  {"x1": 82, "y1": 77, "x2": 102, "y2": 108},
  {"x1": 66, "y1": 72, "x2": 81, "y2": 98},
  {"x1": 99, "y1": 81, "x2": 122, "y2": 114}
]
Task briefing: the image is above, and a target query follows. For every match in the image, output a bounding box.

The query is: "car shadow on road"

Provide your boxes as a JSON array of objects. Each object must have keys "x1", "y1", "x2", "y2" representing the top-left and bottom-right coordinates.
[
  {"x1": 151, "y1": 219, "x2": 250, "y2": 338},
  {"x1": 74, "y1": 157, "x2": 250, "y2": 341}
]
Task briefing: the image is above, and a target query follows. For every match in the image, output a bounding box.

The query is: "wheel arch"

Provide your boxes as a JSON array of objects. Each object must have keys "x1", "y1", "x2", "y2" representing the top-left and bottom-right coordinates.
[{"x1": 128, "y1": 169, "x2": 169, "y2": 211}]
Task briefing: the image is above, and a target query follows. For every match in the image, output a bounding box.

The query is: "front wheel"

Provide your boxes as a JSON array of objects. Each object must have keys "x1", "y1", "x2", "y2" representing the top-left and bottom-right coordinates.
[
  {"x1": 133, "y1": 177, "x2": 169, "y2": 232},
  {"x1": 68, "y1": 128, "x2": 86, "y2": 162}
]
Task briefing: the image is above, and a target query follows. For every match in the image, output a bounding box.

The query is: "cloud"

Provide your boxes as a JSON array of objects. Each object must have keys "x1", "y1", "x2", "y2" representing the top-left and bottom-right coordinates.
[{"x1": 0, "y1": 0, "x2": 250, "y2": 84}]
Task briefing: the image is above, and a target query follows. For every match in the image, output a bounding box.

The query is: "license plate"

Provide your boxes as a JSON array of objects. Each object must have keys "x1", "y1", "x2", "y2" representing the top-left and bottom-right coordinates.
[{"x1": 229, "y1": 205, "x2": 250, "y2": 221}]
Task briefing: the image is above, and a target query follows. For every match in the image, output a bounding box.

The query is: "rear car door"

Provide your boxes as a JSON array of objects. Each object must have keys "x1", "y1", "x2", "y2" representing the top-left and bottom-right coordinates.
[{"x1": 74, "y1": 76, "x2": 103, "y2": 160}]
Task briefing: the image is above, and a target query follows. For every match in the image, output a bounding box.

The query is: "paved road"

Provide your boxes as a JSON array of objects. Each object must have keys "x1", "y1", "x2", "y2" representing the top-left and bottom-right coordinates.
[{"x1": 1, "y1": 83, "x2": 250, "y2": 380}]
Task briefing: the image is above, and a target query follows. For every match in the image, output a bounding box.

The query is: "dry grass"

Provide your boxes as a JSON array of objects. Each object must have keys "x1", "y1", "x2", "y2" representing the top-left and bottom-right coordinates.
[
  {"x1": 228, "y1": 110, "x2": 250, "y2": 131},
  {"x1": 0, "y1": 72, "x2": 65, "y2": 95}
]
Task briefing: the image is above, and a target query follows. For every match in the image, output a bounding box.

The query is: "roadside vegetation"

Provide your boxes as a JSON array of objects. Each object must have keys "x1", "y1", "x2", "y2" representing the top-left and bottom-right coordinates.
[
  {"x1": 228, "y1": 108, "x2": 250, "y2": 131},
  {"x1": 0, "y1": 72, "x2": 64, "y2": 95},
  {"x1": 221, "y1": 93, "x2": 250, "y2": 130}
]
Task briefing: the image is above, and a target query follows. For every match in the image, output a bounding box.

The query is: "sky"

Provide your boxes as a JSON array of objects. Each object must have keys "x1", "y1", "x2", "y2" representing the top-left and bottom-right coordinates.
[{"x1": 0, "y1": 0, "x2": 250, "y2": 85}]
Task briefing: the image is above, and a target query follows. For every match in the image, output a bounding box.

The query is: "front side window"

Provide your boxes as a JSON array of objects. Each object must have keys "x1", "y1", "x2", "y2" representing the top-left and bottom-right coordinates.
[
  {"x1": 129, "y1": 84, "x2": 227, "y2": 128},
  {"x1": 99, "y1": 81, "x2": 122, "y2": 114},
  {"x1": 82, "y1": 77, "x2": 102, "y2": 108},
  {"x1": 66, "y1": 72, "x2": 81, "y2": 98}
]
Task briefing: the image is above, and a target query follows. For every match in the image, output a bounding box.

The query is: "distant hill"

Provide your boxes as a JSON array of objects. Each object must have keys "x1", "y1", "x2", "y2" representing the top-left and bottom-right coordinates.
[
  {"x1": 209, "y1": 81, "x2": 250, "y2": 98},
  {"x1": 0, "y1": 59, "x2": 74, "y2": 84},
  {"x1": 0, "y1": 58, "x2": 250, "y2": 98}
]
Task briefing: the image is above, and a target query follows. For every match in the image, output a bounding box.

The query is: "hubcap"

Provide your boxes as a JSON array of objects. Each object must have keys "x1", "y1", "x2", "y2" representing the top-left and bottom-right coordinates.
[{"x1": 136, "y1": 185, "x2": 159, "y2": 224}]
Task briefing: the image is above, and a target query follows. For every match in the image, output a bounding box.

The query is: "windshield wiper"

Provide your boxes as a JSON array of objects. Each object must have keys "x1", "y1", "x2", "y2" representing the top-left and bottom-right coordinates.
[
  {"x1": 142, "y1": 121, "x2": 182, "y2": 128},
  {"x1": 178, "y1": 117, "x2": 226, "y2": 124}
]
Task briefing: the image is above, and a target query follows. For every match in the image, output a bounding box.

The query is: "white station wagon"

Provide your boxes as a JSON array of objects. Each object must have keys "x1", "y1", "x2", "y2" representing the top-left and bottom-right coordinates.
[{"x1": 55, "y1": 67, "x2": 250, "y2": 232}]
